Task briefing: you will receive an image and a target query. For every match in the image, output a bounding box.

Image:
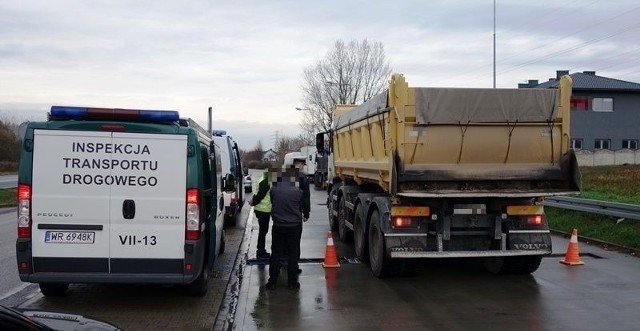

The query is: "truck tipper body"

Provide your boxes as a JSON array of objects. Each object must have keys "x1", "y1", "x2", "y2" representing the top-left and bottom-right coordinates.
[{"x1": 321, "y1": 73, "x2": 580, "y2": 277}]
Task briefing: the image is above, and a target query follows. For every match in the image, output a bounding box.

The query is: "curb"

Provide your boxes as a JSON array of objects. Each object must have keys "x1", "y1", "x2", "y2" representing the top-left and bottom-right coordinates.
[{"x1": 213, "y1": 207, "x2": 254, "y2": 331}]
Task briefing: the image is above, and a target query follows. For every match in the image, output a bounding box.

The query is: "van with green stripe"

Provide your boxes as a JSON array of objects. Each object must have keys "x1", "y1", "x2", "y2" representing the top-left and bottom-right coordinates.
[{"x1": 16, "y1": 106, "x2": 225, "y2": 297}]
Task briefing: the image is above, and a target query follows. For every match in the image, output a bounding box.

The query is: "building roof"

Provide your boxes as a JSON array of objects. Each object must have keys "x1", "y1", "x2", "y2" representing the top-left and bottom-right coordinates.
[{"x1": 525, "y1": 71, "x2": 640, "y2": 91}]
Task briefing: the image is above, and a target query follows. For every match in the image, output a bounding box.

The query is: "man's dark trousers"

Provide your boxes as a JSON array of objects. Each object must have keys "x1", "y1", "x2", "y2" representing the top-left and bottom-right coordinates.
[
  {"x1": 255, "y1": 210, "x2": 270, "y2": 256},
  {"x1": 269, "y1": 224, "x2": 302, "y2": 285}
]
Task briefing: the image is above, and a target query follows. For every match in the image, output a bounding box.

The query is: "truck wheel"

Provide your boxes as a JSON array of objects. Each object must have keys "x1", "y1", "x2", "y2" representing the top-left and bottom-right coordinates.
[
  {"x1": 186, "y1": 267, "x2": 209, "y2": 297},
  {"x1": 338, "y1": 198, "x2": 352, "y2": 243},
  {"x1": 353, "y1": 204, "x2": 368, "y2": 262},
  {"x1": 39, "y1": 283, "x2": 69, "y2": 297},
  {"x1": 511, "y1": 256, "x2": 543, "y2": 274},
  {"x1": 328, "y1": 194, "x2": 338, "y2": 231},
  {"x1": 368, "y1": 210, "x2": 398, "y2": 278},
  {"x1": 483, "y1": 256, "x2": 542, "y2": 275}
]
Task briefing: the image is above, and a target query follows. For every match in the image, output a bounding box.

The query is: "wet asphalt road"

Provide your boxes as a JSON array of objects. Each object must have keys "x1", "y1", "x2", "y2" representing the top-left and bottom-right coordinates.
[
  {"x1": 1, "y1": 193, "x2": 253, "y2": 330},
  {"x1": 232, "y1": 181, "x2": 640, "y2": 331}
]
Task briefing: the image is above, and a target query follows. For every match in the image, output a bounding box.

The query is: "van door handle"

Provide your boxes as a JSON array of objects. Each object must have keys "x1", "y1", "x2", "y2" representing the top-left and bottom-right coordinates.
[{"x1": 122, "y1": 200, "x2": 136, "y2": 219}]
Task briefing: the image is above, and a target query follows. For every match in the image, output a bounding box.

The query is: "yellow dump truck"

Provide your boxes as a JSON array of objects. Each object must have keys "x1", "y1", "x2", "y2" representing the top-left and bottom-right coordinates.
[{"x1": 317, "y1": 73, "x2": 580, "y2": 277}]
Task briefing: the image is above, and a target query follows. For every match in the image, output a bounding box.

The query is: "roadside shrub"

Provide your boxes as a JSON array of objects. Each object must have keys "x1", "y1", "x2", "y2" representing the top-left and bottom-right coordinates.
[
  {"x1": 0, "y1": 161, "x2": 18, "y2": 173},
  {"x1": 246, "y1": 160, "x2": 272, "y2": 169}
]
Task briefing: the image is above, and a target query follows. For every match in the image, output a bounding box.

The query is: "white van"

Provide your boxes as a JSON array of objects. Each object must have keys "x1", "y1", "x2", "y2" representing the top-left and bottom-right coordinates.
[
  {"x1": 212, "y1": 131, "x2": 244, "y2": 224},
  {"x1": 16, "y1": 107, "x2": 225, "y2": 297}
]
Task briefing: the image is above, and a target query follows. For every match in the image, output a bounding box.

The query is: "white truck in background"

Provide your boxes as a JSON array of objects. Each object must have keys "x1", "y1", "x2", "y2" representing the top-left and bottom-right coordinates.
[
  {"x1": 299, "y1": 145, "x2": 317, "y2": 178},
  {"x1": 283, "y1": 146, "x2": 318, "y2": 179}
]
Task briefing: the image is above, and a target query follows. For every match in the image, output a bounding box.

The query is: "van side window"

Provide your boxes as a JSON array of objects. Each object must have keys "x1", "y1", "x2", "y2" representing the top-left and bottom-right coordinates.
[
  {"x1": 200, "y1": 145, "x2": 212, "y2": 216},
  {"x1": 212, "y1": 142, "x2": 223, "y2": 193},
  {"x1": 201, "y1": 146, "x2": 212, "y2": 190}
]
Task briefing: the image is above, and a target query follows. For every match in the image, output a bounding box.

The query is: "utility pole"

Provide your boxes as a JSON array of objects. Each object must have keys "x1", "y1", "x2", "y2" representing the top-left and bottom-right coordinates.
[
  {"x1": 273, "y1": 130, "x2": 279, "y2": 151},
  {"x1": 493, "y1": 0, "x2": 496, "y2": 88}
]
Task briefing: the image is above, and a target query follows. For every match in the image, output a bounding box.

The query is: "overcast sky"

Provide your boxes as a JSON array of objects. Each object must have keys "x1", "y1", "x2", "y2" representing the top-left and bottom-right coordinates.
[{"x1": 1, "y1": 0, "x2": 639, "y2": 150}]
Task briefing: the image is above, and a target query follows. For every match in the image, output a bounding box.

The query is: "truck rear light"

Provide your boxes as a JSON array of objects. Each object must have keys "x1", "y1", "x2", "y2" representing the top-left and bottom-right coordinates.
[
  {"x1": 19, "y1": 261, "x2": 28, "y2": 270},
  {"x1": 186, "y1": 188, "x2": 200, "y2": 240},
  {"x1": 391, "y1": 217, "x2": 420, "y2": 229},
  {"x1": 507, "y1": 205, "x2": 546, "y2": 226},
  {"x1": 523, "y1": 215, "x2": 544, "y2": 226},
  {"x1": 17, "y1": 184, "x2": 32, "y2": 239}
]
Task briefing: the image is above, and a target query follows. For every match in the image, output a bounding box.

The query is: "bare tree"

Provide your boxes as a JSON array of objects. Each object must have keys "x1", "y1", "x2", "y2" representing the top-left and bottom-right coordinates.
[{"x1": 300, "y1": 39, "x2": 392, "y2": 135}]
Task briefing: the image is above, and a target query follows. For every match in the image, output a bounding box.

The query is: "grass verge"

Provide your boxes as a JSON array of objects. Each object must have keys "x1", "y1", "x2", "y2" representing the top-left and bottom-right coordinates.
[
  {"x1": 0, "y1": 188, "x2": 16, "y2": 207},
  {"x1": 547, "y1": 207, "x2": 640, "y2": 251},
  {"x1": 548, "y1": 164, "x2": 640, "y2": 252}
]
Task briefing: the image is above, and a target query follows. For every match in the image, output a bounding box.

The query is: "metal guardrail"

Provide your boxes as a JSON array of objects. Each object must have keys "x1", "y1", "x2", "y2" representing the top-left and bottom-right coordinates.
[
  {"x1": 0, "y1": 176, "x2": 18, "y2": 190},
  {"x1": 544, "y1": 196, "x2": 640, "y2": 221}
]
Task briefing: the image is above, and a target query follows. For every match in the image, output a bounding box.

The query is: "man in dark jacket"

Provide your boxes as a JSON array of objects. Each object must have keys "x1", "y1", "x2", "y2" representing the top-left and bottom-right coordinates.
[{"x1": 265, "y1": 158, "x2": 310, "y2": 290}]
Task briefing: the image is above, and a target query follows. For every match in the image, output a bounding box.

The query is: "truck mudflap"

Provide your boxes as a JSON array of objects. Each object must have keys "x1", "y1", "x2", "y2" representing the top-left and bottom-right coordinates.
[{"x1": 386, "y1": 231, "x2": 552, "y2": 258}]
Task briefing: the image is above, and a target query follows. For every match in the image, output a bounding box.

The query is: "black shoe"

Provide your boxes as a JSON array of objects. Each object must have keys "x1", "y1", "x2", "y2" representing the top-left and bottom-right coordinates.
[
  {"x1": 265, "y1": 280, "x2": 277, "y2": 290},
  {"x1": 257, "y1": 251, "x2": 271, "y2": 259},
  {"x1": 287, "y1": 282, "x2": 300, "y2": 290},
  {"x1": 297, "y1": 268, "x2": 302, "y2": 274}
]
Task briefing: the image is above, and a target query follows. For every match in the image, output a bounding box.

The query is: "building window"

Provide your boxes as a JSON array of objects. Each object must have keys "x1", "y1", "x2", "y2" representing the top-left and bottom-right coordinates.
[
  {"x1": 592, "y1": 97, "x2": 613, "y2": 112},
  {"x1": 570, "y1": 96, "x2": 614, "y2": 112},
  {"x1": 571, "y1": 139, "x2": 583, "y2": 150},
  {"x1": 622, "y1": 139, "x2": 638, "y2": 149},
  {"x1": 570, "y1": 97, "x2": 589, "y2": 111},
  {"x1": 594, "y1": 139, "x2": 610, "y2": 150}
]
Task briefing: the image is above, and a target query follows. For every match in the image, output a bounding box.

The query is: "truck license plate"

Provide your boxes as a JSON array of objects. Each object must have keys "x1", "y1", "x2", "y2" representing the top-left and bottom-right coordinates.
[{"x1": 45, "y1": 231, "x2": 95, "y2": 244}]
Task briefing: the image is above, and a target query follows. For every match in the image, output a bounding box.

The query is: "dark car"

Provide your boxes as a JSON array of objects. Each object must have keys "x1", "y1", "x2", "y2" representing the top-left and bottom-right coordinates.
[{"x1": 0, "y1": 304, "x2": 122, "y2": 331}]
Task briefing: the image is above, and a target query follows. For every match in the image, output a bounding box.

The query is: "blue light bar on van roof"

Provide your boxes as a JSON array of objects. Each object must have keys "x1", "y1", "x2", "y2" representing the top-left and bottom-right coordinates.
[
  {"x1": 212, "y1": 130, "x2": 227, "y2": 136},
  {"x1": 50, "y1": 106, "x2": 180, "y2": 122}
]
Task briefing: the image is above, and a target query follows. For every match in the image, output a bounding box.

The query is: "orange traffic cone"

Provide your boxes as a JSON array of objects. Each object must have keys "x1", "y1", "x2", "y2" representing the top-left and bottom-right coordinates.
[
  {"x1": 560, "y1": 228, "x2": 584, "y2": 266},
  {"x1": 322, "y1": 231, "x2": 341, "y2": 268}
]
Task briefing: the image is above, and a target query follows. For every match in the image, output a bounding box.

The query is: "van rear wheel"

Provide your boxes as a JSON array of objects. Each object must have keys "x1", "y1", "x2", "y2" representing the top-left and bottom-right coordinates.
[
  {"x1": 39, "y1": 283, "x2": 69, "y2": 297},
  {"x1": 219, "y1": 229, "x2": 226, "y2": 254},
  {"x1": 186, "y1": 268, "x2": 209, "y2": 297}
]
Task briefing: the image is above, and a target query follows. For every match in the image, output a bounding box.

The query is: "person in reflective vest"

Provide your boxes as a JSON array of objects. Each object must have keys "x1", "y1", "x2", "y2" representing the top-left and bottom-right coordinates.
[{"x1": 250, "y1": 169, "x2": 273, "y2": 259}]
